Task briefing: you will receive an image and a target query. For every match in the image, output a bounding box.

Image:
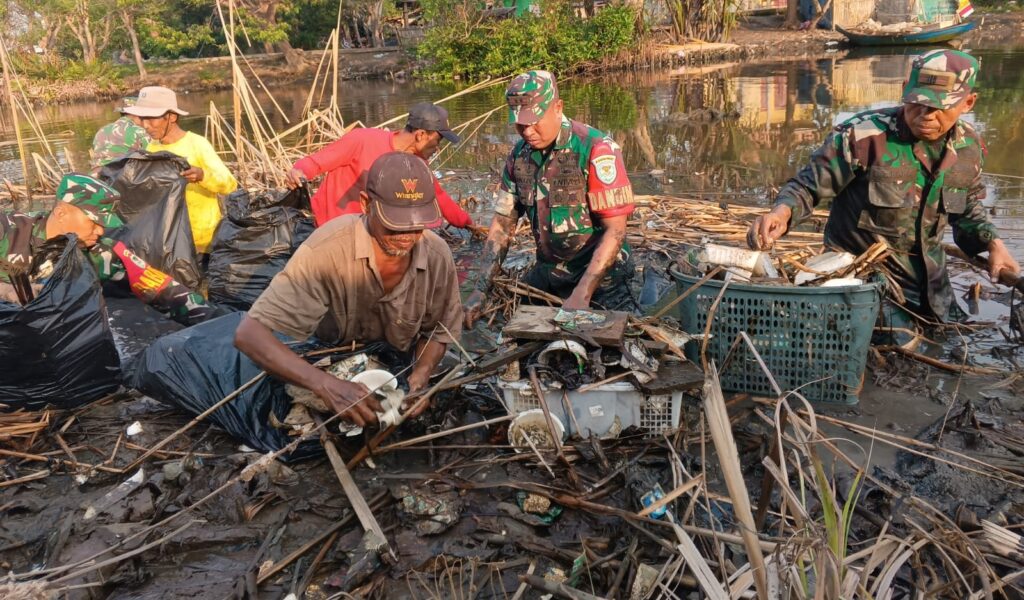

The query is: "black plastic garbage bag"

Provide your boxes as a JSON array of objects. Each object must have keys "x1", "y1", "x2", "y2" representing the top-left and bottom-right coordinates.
[
  {"x1": 207, "y1": 186, "x2": 314, "y2": 310},
  {"x1": 99, "y1": 151, "x2": 201, "y2": 289},
  {"x1": 130, "y1": 312, "x2": 323, "y2": 460},
  {"x1": 0, "y1": 236, "x2": 121, "y2": 410}
]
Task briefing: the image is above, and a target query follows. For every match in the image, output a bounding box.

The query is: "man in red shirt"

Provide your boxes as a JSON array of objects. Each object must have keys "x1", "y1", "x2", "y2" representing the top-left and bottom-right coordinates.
[{"x1": 286, "y1": 103, "x2": 481, "y2": 233}]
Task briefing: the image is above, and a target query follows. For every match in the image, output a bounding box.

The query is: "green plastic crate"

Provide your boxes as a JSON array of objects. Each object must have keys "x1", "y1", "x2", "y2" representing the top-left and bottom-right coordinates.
[{"x1": 669, "y1": 266, "x2": 882, "y2": 405}]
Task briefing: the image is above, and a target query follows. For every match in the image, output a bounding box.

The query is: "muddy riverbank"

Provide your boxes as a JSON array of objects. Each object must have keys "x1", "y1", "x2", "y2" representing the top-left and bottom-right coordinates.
[{"x1": 14, "y1": 46, "x2": 412, "y2": 105}]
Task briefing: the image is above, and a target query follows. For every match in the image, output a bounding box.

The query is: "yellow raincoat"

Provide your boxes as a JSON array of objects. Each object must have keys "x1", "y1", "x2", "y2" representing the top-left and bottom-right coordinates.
[{"x1": 148, "y1": 132, "x2": 238, "y2": 253}]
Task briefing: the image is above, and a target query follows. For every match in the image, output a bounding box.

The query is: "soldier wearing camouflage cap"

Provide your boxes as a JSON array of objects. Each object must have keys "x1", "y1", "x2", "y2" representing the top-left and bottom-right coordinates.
[
  {"x1": 748, "y1": 49, "x2": 1019, "y2": 322},
  {"x1": 89, "y1": 96, "x2": 150, "y2": 174},
  {"x1": 465, "y1": 70, "x2": 636, "y2": 324},
  {"x1": 0, "y1": 173, "x2": 215, "y2": 326}
]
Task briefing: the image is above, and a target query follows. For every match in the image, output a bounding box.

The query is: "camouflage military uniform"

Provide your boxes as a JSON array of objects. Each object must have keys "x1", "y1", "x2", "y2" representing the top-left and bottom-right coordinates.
[
  {"x1": 777, "y1": 51, "x2": 996, "y2": 319},
  {"x1": 90, "y1": 116, "x2": 150, "y2": 171},
  {"x1": 0, "y1": 212, "x2": 48, "y2": 284},
  {"x1": 497, "y1": 71, "x2": 636, "y2": 310}
]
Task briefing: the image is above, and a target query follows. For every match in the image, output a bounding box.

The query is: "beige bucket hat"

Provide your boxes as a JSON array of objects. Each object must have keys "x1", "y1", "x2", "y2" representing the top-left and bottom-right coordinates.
[{"x1": 122, "y1": 86, "x2": 189, "y2": 118}]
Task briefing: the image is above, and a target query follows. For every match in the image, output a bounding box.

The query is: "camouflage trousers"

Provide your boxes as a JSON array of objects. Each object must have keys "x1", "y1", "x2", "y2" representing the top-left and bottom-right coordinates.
[{"x1": 521, "y1": 255, "x2": 638, "y2": 312}]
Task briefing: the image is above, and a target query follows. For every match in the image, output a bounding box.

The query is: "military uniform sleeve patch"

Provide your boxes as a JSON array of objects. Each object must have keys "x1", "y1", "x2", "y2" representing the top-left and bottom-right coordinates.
[
  {"x1": 591, "y1": 155, "x2": 618, "y2": 185},
  {"x1": 588, "y1": 187, "x2": 634, "y2": 212}
]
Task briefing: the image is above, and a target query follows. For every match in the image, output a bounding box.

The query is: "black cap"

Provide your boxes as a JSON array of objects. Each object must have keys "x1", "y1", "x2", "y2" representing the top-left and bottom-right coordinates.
[
  {"x1": 407, "y1": 102, "x2": 461, "y2": 144},
  {"x1": 366, "y1": 152, "x2": 441, "y2": 232}
]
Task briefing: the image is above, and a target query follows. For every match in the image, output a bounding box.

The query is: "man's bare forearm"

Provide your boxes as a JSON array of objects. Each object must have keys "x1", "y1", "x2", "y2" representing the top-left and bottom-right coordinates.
[
  {"x1": 472, "y1": 213, "x2": 517, "y2": 292},
  {"x1": 572, "y1": 216, "x2": 627, "y2": 300},
  {"x1": 234, "y1": 314, "x2": 324, "y2": 389},
  {"x1": 409, "y1": 338, "x2": 448, "y2": 384}
]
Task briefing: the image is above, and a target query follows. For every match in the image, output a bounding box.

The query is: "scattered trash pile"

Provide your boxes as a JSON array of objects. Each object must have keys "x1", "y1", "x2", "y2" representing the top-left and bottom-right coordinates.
[
  {"x1": 629, "y1": 194, "x2": 825, "y2": 255},
  {"x1": 854, "y1": 18, "x2": 931, "y2": 33},
  {"x1": 675, "y1": 241, "x2": 892, "y2": 288},
  {"x1": 630, "y1": 194, "x2": 886, "y2": 288},
  {"x1": 493, "y1": 305, "x2": 704, "y2": 442}
]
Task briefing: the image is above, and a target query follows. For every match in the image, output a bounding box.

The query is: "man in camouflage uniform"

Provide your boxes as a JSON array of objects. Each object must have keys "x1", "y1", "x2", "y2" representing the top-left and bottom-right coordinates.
[
  {"x1": 748, "y1": 49, "x2": 1019, "y2": 320},
  {"x1": 464, "y1": 70, "x2": 636, "y2": 325},
  {"x1": 90, "y1": 97, "x2": 150, "y2": 174},
  {"x1": 0, "y1": 174, "x2": 214, "y2": 326}
]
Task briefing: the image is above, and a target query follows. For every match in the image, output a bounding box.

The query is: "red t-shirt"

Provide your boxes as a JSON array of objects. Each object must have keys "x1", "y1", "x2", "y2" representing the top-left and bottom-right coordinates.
[{"x1": 293, "y1": 128, "x2": 473, "y2": 229}]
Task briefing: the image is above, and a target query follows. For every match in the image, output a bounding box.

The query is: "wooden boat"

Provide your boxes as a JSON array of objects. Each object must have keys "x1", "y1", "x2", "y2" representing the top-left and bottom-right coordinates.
[{"x1": 838, "y1": 19, "x2": 978, "y2": 46}]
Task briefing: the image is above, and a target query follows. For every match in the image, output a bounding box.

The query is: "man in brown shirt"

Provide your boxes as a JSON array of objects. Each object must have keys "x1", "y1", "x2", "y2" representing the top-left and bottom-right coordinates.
[{"x1": 235, "y1": 152, "x2": 463, "y2": 426}]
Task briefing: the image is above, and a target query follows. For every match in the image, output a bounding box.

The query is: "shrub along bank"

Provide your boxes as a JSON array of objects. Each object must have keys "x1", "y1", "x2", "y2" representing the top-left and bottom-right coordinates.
[{"x1": 416, "y1": 2, "x2": 639, "y2": 80}]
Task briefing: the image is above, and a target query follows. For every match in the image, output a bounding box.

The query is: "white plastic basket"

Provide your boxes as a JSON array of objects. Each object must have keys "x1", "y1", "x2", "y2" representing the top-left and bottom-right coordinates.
[{"x1": 498, "y1": 379, "x2": 682, "y2": 438}]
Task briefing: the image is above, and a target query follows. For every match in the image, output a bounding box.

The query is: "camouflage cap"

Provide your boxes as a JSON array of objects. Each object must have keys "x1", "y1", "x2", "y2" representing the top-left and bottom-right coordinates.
[
  {"x1": 506, "y1": 70, "x2": 559, "y2": 125},
  {"x1": 902, "y1": 49, "x2": 979, "y2": 109},
  {"x1": 56, "y1": 173, "x2": 123, "y2": 229}
]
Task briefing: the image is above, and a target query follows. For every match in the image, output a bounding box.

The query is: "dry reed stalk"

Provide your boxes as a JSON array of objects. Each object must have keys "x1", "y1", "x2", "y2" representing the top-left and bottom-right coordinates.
[
  {"x1": 876, "y1": 344, "x2": 1001, "y2": 376},
  {"x1": 0, "y1": 38, "x2": 30, "y2": 200},
  {"x1": 770, "y1": 397, "x2": 1004, "y2": 597},
  {"x1": 702, "y1": 363, "x2": 768, "y2": 599},
  {"x1": 803, "y1": 410, "x2": 1024, "y2": 489},
  {"x1": 373, "y1": 78, "x2": 509, "y2": 130}
]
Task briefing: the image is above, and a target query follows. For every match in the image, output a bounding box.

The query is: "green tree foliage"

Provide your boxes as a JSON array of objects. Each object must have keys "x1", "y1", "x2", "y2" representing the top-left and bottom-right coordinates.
[
  {"x1": 281, "y1": 0, "x2": 338, "y2": 49},
  {"x1": 417, "y1": 0, "x2": 638, "y2": 79},
  {"x1": 3, "y1": 0, "x2": 641, "y2": 84},
  {"x1": 130, "y1": 0, "x2": 216, "y2": 58},
  {"x1": 4, "y1": 0, "x2": 308, "y2": 64}
]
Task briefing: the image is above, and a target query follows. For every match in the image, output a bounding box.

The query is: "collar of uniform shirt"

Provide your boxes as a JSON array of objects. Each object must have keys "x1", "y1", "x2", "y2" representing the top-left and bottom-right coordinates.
[{"x1": 553, "y1": 115, "x2": 573, "y2": 150}]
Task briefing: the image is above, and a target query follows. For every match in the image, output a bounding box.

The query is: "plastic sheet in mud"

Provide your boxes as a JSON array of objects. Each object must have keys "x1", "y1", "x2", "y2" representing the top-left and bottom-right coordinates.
[{"x1": 130, "y1": 312, "x2": 378, "y2": 461}]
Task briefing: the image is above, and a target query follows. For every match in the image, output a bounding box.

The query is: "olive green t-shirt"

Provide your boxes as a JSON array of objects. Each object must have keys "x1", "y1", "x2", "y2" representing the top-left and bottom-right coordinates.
[{"x1": 247, "y1": 214, "x2": 462, "y2": 350}]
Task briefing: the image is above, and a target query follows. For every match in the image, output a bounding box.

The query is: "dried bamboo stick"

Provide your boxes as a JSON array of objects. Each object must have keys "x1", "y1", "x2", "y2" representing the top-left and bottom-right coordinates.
[
  {"x1": 877, "y1": 344, "x2": 1001, "y2": 376},
  {"x1": 0, "y1": 37, "x2": 31, "y2": 200},
  {"x1": 702, "y1": 363, "x2": 768, "y2": 599},
  {"x1": 378, "y1": 414, "x2": 515, "y2": 451}
]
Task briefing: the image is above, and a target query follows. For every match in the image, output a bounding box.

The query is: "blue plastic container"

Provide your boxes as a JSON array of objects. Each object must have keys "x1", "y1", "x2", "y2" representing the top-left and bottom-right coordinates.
[{"x1": 669, "y1": 266, "x2": 882, "y2": 405}]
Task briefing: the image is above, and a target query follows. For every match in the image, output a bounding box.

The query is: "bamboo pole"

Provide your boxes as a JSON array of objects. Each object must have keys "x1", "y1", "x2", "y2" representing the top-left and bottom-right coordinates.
[{"x1": 218, "y1": 0, "x2": 245, "y2": 180}]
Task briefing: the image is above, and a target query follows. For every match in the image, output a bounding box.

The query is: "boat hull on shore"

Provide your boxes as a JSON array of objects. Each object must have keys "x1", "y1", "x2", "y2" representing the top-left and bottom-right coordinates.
[{"x1": 838, "y1": 19, "x2": 978, "y2": 46}]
